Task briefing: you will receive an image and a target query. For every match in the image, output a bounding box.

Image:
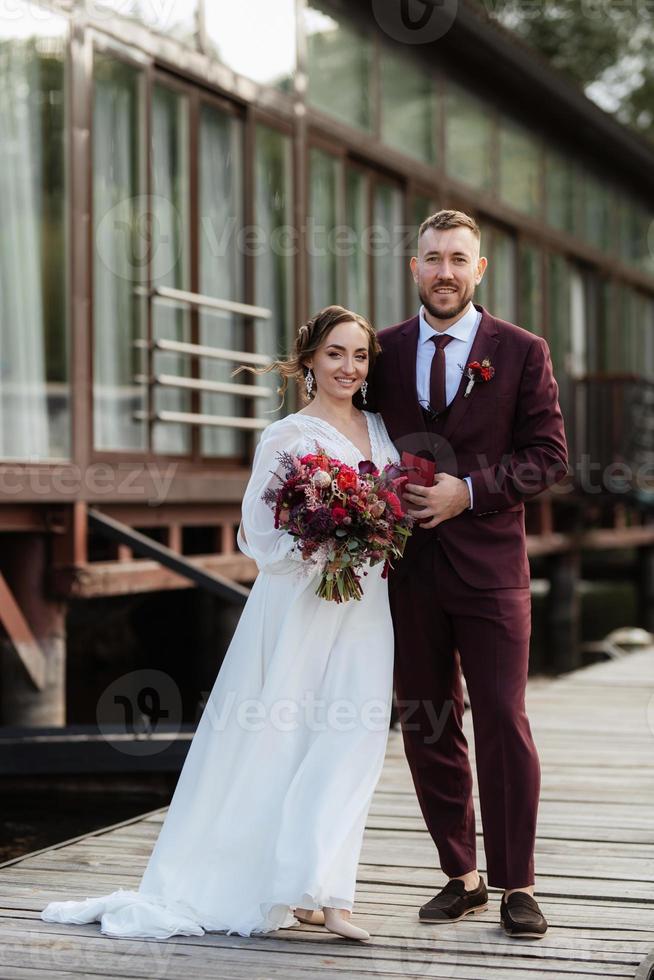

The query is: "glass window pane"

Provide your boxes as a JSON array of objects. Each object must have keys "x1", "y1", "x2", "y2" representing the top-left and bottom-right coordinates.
[
  {"x1": 308, "y1": 147, "x2": 340, "y2": 313},
  {"x1": 253, "y1": 125, "x2": 294, "y2": 421},
  {"x1": 499, "y1": 118, "x2": 541, "y2": 217},
  {"x1": 92, "y1": 54, "x2": 147, "y2": 452},
  {"x1": 0, "y1": 5, "x2": 69, "y2": 460},
  {"x1": 344, "y1": 168, "x2": 370, "y2": 319},
  {"x1": 581, "y1": 171, "x2": 613, "y2": 252},
  {"x1": 444, "y1": 84, "x2": 493, "y2": 191},
  {"x1": 545, "y1": 149, "x2": 576, "y2": 236},
  {"x1": 547, "y1": 254, "x2": 572, "y2": 375},
  {"x1": 641, "y1": 211, "x2": 654, "y2": 278},
  {"x1": 151, "y1": 84, "x2": 191, "y2": 455},
  {"x1": 618, "y1": 286, "x2": 644, "y2": 375},
  {"x1": 475, "y1": 221, "x2": 492, "y2": 310},
  {"x1": 618, "y1": 194, "x2": 654, "y2": 278},
  {"x1": 643, "y1": 297, "x2": 654, "y2": 379},
  {"x1": 595, "y1": 281, "x2": 616, "y2": 373},
  {"x1": 489, "y1": 229, "x2": 517, "y2": 323},
  {"x1": 519, "y1": 243, "x2": 544, "y2": 335},
  {"x1": 372, "y1": 181, "x2": 404, "y2": 329},
  {"x1": 205, "y1": 0, "x2": 295, "y2": 90},
  {"x1": 380, "y1": 48, "x2": 435, "y2": 164},
  {"x1": 89, "y1": 0, "x2": 198, "y2": 44},
  {"x1": 305, "y1": 2, "x2": 372, "y2": 131},
  {"x1": 198, "y1": 104, "x2": 244, "y2": 458},
  {"x1": 618, "y1": 193, "x2": 639, "y2": 263}
]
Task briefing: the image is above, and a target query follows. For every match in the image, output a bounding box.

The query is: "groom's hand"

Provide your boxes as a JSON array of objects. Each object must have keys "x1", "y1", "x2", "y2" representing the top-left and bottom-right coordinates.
[{"x1": 403, "y1": 473, "x2": 471, "y2": 529}]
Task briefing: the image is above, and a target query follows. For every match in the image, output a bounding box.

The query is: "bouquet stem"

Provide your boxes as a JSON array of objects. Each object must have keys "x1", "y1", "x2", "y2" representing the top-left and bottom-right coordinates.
[{"x1": 316, "y1": 564, "x2": 364, "y2": 603}]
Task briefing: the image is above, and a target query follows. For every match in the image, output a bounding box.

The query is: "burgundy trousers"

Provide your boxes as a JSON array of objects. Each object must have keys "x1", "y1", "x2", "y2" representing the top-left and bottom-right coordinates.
[{"x1": 388, "y1": 533, "x2": 541, "y2": 890}]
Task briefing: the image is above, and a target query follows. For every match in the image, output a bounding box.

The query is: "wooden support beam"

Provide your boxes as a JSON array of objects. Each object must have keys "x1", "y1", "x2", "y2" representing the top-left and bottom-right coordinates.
[
  {"x1": 0, "y1": 573, "x2": 46, "y2": 690},
  {"x1": 637, "y1": 536, "x2": 654, "y2": 635},
  {"x1": 51, "y1": 553, "x2": 256, "y2": 599},
  {"x1": 545, "y1": 550, "x2": 582, "y2": 673},
  {"x1": 167, "y1": 524, "x2": 182, "y2": 554},
  {"x1": 116, "y1": 544, "x2": 133, "y2": 562},
  {"x1": 0, "y1": 535, "x2": 66, "y2": 726},
  {"x1": 220, "y1": 522, "x2": 235, "y2": 556}
]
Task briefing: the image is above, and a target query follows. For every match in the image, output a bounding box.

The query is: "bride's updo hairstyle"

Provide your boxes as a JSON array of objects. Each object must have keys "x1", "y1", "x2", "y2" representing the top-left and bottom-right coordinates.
[{"x1": 235, "y1": 304, "x2": 380, "y2": 407}]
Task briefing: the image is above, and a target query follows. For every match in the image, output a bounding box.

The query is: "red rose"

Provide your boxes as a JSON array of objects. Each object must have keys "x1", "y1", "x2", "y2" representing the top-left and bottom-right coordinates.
[
  {"x1": 336, "y1": 469, "x2": 358, "y2": 492},
  {"x1": 331, "y1": 506, "x2": 348, "y2": 524},
  {"x1": 301, "y1": 452, "x2": 331, "y2": 472},
  {"x1": 385, "y1": 492, "x2": 404, "y2": 518}
]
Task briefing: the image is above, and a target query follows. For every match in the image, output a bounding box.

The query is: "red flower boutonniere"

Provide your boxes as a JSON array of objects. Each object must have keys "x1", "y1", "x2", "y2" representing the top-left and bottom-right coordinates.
[{"x1": 464, "y1": 358, "x2": 495, "y2": 398}]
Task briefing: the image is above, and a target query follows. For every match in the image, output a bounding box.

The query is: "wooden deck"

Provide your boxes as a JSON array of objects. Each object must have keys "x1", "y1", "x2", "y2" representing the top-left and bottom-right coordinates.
[{"x1": 2, "y1": 648, "x2": 653, "y2": 979}]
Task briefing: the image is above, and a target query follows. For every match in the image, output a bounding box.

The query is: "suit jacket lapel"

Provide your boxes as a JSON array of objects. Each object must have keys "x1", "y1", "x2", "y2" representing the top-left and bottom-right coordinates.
[
  {"x1": 440, "y1": 305, "x2": 500, "y2": 443},
  {"x1": 397, "y1": 315, "x2": 426, "y2": 434}
]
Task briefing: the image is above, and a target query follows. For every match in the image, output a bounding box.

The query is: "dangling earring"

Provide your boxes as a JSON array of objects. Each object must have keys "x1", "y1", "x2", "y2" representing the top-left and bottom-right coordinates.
[
  {"x1": 360, "y1": 379, "x2": 368, "y2": 405},
  {"x1": 305, "y1": 368, "x2": 314, "y2": 398}
]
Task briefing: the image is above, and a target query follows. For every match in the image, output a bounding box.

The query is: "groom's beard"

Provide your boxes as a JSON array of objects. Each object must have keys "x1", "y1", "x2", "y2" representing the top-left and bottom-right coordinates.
[{"x1": 419, "y1": 281, "x2": 475, "y2": 321}]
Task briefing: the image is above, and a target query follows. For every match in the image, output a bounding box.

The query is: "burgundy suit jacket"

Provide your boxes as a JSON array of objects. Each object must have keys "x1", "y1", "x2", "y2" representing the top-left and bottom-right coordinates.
[{"x1": 365, "y1": 305, "x2": 568, "y2": 589}]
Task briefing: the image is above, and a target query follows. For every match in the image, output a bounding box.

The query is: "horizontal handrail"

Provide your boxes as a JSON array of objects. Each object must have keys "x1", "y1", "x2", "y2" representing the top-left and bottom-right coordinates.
[
  {"x1": 134, "y1": 410, "x2": 270, "y2": 430},
  {"x1": 152, "y1": 285, "x2": 272, "y2": 320},
  {"x1": 134, "y1": 338, "x2": 273, "y2": 367},
  {"x1": 134, "y1": 373, "x2": 273, "y2": 399},
  {"x1": 88, "y1": 508, "x2": 249, "y2": 605}
]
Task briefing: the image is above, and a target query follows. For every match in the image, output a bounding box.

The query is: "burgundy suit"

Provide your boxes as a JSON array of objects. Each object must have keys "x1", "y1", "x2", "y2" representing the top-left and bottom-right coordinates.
[{"x1": 366, "y1": 304, "x2": 568, "y2": 889}]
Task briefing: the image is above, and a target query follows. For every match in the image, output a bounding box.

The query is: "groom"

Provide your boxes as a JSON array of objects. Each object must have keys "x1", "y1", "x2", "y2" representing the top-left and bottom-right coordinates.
[{"x1": 365, "y1": 209, "x2": 568, "y2": 938}]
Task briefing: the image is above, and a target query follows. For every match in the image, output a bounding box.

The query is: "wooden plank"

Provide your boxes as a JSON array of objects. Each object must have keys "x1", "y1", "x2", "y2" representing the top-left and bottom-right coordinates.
[
  {"x1": 53, "y1": 553, "x2": 257, "y2": 598},
  {"x1": 1, "y1": 649, "x2": 653, "y2": 979}
]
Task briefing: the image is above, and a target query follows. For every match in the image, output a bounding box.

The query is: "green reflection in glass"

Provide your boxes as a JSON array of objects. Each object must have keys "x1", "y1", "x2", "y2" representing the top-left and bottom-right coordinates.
[
  {"x1": 0, "y1": 7, "x2": 70, "y2": 459},
  {"x1": 499, "y1": 117, "x2": 541, "y2": 217},
  {"x1": 308, "y1": 147, "x2": 340, "y2": 312},
  {"x1": 380, "y1": 47, "x2": 435, "y2": 164},
  {"x1": 93, "y1": 53, "x2": 147, "y2": 452},
  {"x1": 306, "y1": 2, "x2": 372, "y2": 131},
  {"x1": 445, "y1": 84, "x2": 493, "y2": 191}
]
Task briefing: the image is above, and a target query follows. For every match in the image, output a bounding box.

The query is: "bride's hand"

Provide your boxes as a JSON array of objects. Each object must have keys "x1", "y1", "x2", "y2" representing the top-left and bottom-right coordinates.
[{"x1": 403, "y1": 473, "x2": 471, "y2": 529}]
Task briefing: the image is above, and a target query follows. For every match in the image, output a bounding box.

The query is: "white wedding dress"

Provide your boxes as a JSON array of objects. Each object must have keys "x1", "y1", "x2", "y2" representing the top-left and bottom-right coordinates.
[{"x1": 41, "y1": 411, "x2": 401, "y2": 939}]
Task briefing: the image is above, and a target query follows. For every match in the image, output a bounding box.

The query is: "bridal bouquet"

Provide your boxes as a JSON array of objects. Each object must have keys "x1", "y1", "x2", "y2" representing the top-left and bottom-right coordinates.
[{"x1": 262, "y1": 448, "x2": 414, "y2": 602}]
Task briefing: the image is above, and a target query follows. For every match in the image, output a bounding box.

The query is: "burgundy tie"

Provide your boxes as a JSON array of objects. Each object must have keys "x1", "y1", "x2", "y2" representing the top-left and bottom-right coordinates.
[{"x1": 429, "y1": 334, "x2": 454, "y2": 414}]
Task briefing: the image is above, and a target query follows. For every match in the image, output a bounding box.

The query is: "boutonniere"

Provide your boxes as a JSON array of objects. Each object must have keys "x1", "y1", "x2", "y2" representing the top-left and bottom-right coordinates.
[{"x1": 464, "y1": 358, "x2": 495, "y2": 398}]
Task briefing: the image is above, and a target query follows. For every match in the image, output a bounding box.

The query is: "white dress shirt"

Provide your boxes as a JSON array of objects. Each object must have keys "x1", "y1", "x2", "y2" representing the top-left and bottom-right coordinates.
[
  {"x1": 416, "y1": 302, "x2": 482, "y2": 407},
  {"x1": 416, "y1": 302, "x2": 482, "y2": 509}
]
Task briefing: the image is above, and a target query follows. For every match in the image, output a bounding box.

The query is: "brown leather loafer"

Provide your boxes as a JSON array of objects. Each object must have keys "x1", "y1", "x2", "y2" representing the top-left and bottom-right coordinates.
[
  {"x1": 419, "y1": 876, "x2": 489, "y2": 923},
  {"x1": 500, "y1": 892, "x2": 548, "y2": 938}
]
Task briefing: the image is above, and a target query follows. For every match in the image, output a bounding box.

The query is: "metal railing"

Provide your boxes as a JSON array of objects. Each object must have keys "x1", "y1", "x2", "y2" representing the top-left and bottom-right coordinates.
[
  {"x1": 135, "y1": 287, "x2": 275, "y2": 432},
  {"x1": 570, "y1": 375, "x2": 654, "y2": 504}
]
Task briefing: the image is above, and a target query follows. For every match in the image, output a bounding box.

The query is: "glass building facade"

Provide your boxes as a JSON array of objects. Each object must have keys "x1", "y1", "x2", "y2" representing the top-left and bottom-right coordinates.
[{"x1": 1, "y1": 0, "x2": 653, "y2": 465}]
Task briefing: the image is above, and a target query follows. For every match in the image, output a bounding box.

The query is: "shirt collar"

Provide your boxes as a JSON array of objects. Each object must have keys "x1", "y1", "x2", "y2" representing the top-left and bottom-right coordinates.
[{"x1": 418, "y1": 302, "x2": 481, "y2": 346}]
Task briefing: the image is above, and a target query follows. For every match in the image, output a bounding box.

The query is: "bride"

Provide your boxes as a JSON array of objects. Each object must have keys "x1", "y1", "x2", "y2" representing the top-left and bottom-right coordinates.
[{"x1": 41, "y1": 305, "x2": 402, "y2": 942}]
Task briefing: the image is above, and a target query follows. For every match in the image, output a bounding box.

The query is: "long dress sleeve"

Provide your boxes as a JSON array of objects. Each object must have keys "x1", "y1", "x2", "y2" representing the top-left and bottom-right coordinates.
[{"x1": 236, "y1": 416, "x2": 307, "y2": 575}]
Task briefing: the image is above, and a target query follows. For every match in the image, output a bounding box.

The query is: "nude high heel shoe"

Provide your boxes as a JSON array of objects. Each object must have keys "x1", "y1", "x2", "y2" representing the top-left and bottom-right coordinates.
[
  {"x1": 294, "y1": 908, "x2": 325, "y2": 925},
  {"x1": 323, "y1": 906, "x2": 370, "y2": 941}
]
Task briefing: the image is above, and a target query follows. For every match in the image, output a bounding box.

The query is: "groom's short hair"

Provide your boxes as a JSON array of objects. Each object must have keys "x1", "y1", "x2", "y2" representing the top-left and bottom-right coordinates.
[{"x1": 419, "y1": 209, "x2": 480, "y2": 240}]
